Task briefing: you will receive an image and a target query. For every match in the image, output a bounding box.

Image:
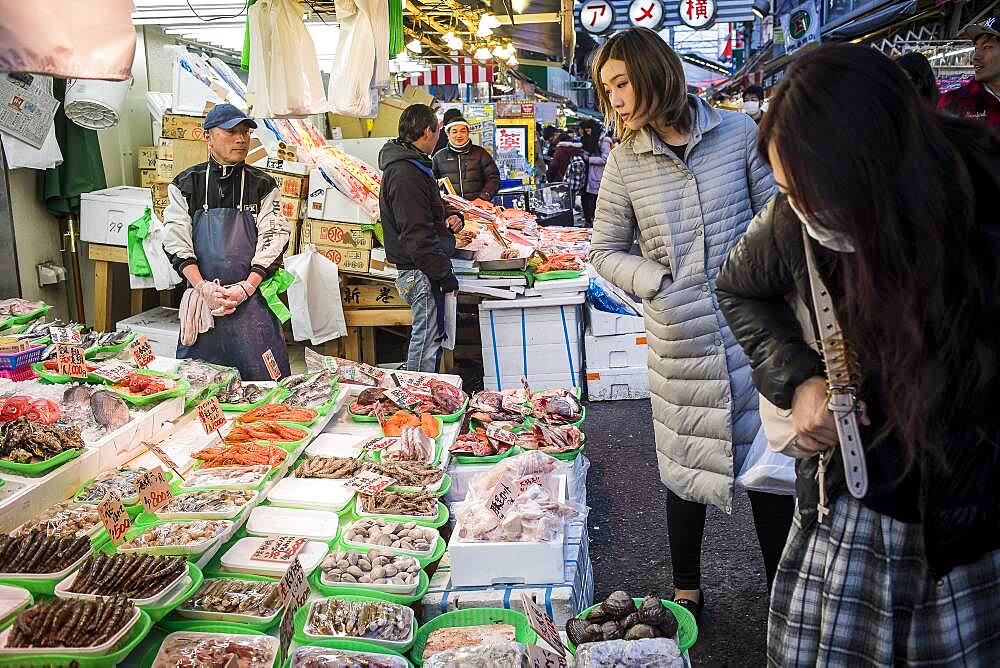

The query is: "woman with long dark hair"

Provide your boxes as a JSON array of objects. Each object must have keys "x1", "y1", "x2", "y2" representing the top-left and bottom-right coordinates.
[
  {"x1": 717, "y1": 44, "x2": 1000, "y2": 664},
  {"x1": 579, "y1": 119, "x2": 611, "y2": 226},
  {"x1": 588, "y1": 27, "x2": 786, "y2": 621}
]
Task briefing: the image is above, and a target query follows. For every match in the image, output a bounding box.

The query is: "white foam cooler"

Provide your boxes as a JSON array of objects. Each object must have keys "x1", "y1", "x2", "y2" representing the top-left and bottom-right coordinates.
[
  {"x1": 586, "y1": 303, "x2": 645, "y2": 337},
  {"x1": 479, "y1": 295, "x2": 584, "y2": 392},
  {"x1": 585, "y1": 366, "x2": 651, "y2": 401},
  {"x1": 116, "y1": 307, "x2": 180, "y2": 358}
]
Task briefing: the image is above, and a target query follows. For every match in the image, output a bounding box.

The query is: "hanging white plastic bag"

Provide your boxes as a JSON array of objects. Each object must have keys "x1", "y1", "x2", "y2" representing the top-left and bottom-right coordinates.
[
  {"x1": 285, "y1": 244, "x2": 348, "y2": 345},
  {"x1": 247, "y1": 0, "x2": 326, "y2": 117},
  {"x1": 327, "y1": 0, "x2": 378, "y2": 116},
  {"x1": 736, "y1": 427, "x2": 796, "y2": 496}
]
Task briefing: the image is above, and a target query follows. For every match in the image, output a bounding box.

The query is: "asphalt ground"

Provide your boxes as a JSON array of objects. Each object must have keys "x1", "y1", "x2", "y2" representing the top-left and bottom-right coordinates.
[{"x1": 584, "y1": 399, "x2": 771, "y2": 667}]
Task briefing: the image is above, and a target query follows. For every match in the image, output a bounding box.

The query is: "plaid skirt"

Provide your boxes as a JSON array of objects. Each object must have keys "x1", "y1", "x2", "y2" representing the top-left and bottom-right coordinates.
[{"x1": 768, "y1": 494, "x2": 1000, "y2": 666}]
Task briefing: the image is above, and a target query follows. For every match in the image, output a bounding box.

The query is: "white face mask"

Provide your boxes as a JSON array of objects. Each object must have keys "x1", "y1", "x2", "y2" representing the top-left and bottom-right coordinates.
[
  {"x1": 787, "y1": 198, "x2": 856, "y2": 253},
  {"x1": 743, "y1": 100, "x2": 761, "y2": 116}
]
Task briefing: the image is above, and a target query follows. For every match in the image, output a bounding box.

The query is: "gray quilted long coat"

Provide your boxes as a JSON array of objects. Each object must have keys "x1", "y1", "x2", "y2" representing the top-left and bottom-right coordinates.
[{"x1": 589, "y1": 96, "x2": 775, "y2": 512}]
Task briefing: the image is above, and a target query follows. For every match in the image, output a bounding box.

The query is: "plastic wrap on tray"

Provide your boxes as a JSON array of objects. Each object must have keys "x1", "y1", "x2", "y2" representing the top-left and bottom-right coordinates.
[
  {"x1": 120, "y1": 520, "x2": 230, "y2": 551},
  {"x1": 306, "y1": 599, "x2": 412, "y2": 642},
  {"x1": 423, "y1": 641, "x2": 530, "y2": 667},
  {"x1": 573, "y1": 638, "x2": 684, "y2": 667},
  {"x1": 13, "y1": 500, "x2": 100, "y2": 538},
  {"x1": 153, "y1": 631, "x2": 277, "y2": 667},
  {"x1": 182, "y1": 465, "x2": 270, "y2": 489},
  {"x1": 160, "y1": 490, "x2": 257, "y2": 515},
  {"x1": 76, "y1": 467, "x2": 151, "y2": 504},
  {"x1": 465, "y1": 452, "x2": 567, "y2": 501},
  {"x1": 180, "y1": 578, "x2": 283, "y2": 618},
  {"x1": 290, "y1": 646, "x2": 409, "y2": 667}
]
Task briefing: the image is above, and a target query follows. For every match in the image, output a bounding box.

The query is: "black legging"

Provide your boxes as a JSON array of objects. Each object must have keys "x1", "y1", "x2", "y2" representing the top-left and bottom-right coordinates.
[
  {"x1": 666, "y1": 488, "x2": 794, "y2": 592},
  {"x1": 581, "y1": 191, "x2": 598, "y2": 227}
]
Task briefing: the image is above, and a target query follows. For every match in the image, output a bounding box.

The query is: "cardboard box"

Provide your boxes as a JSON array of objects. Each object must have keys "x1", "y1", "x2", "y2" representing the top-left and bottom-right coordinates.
[
  {"x1": 80, "y1": 186, "x2": 154, "y2": 246},
  {"x1": 139, "y1": 169, "x2": 159, "y2": 188},
  {"x1": 326, "y1": 113, "x2": 370, "y2": 139},
  {"x1": 287, "y1": 218, "x2": 302, "y2": 255},
  {"x1": 306, "y1": 168, "x2": 374, "y2": 223},
  {"x1": 300, "y1": 220, "x2": 373, "y2": 250},
  {"x1": 150, "y1": 182, "x2": 170, "y2": 202},
  {"x1": 279, "y1": 196, "x2": 305, "y2": 221},
  {"x1": 315, "y1": 246, "x2": 370, "y2": 275},
  {"x1": 137, "y1": 146, "x2": 157, "y2": 170},
  {"x1": 161, "y1": 113, "x2": 207, "y2": 141},
  {"x1": 264, "y1": 170, "x2": 308, "y2": 199},
  {"x1": 368, "y1": 247, "x2": 398, "y2": 279},
  {"x1": 250, "y1": 156, "x2": 310, "y2": 176},
  {"x1": 156, "y1": 137, "x2": 207, "y2": 180}
]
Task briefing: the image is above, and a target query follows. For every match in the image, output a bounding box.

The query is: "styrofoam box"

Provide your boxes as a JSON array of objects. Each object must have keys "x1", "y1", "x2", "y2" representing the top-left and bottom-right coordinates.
[
  {"x1": 307, "y1": 168, "x2": 374, "y2": 224},
  {"x1": 0, "y1": 449, "x2": 100, "y2": 533},
  {"x1": 86, "y1": 397, "x2": 183, "y2": 471},
  {"x1": 479, "y1": 296, "x2": 584, "y2": 392},
  {"x1": 587, "y1": 303, "x2": 645, "y2": 337},
  {"x1": 586, "y1": 366, "x2": 651, "y2": 402},
  {"x1": 584, "y1": 332, "x2": 648, "y2": 371},
  {"x1": 80, "y1": 186, "x2": 154, "y2": 246},
  {"x1": 116, "y1": 307, "x2": 180, "y2": 358}
]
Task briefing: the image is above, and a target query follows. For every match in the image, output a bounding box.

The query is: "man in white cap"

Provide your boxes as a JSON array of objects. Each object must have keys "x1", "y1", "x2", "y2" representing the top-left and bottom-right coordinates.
[
  {"x1": 432, "y1": 116, "x2": 501, "y2": 202},
  {"x1": 938, "y1": 15, "x2": 1000, "y2": 127}
]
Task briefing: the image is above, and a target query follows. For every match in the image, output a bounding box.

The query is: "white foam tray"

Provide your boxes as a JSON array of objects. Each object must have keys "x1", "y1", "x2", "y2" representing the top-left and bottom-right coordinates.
[
  {"x1": 0, "y1": 605, "x2": 141, "y2": 656},
  {"x1": 118, "y1": 521, "x2": 232, "y2": 557},
  {"x1": 246, "y1": 506, "x2": 339, "y2": 542},
  {"x1": 156, "y1": 490, "x2": 261, "y2": 521},
  {"x1": 302, "y1": 599, "x2": 414, "y2": 651},
  {"x1": 180, "y1": 465, "x2": 270, "y2": 491},
  {"x1": 0, "y1": 585, "x2": 30, "y2": 622},
  {"x1": 305, "y1": 433, "x2": 372, "y2": 459},
  {"x1": 55, "y1": 567, "x2": 189, "y2": 607},
  {"x1": 152, "y1": 631, "x2": 278, "y2": 667},
  {"x1": 219, "y1": 537, "x2": 327, "y2": 577},
  {"x1": 340, "y1": 520, "x2": 441, "y2": 559},
  {"x1": 265, "y1": 478, "x2": 355, "y2": 513},
  {"x1": 354, "y1": 496, "x2": 439, "y2": 523},
  {"x1": 0, "y1": 548, "x2": 92, "y2": 582}
]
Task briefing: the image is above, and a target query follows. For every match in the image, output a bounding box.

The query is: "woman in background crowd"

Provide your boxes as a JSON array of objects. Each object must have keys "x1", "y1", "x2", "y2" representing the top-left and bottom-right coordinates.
[
  {"x1": 896, "y1": 52, "x2": 941, "y2": 106},
  {"x1": 580, "y1": 119, "x2": 612, "y2": 227}
]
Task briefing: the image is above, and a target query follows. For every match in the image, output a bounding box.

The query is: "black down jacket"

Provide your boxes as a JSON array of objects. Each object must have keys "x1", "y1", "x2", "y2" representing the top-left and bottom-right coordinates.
[
  {"x1": 716, "y1": 195, "x2": 1000, "y2": 577},
  {"x1": 432, "y1": 144, "x2": 501, "y2": 201}
]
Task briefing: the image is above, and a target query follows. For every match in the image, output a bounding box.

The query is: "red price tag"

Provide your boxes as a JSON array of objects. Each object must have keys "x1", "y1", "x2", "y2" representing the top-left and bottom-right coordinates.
[
  {"x1": 49, "y1": 326, "x2": 82, "y2": 345},
  {"x1": 97, "y1": 491, "x2": 132, "y2": 545},
  {"x1": 520, "y1": 594, "x2": 567, "y2": 656},
  {"x1": 56, "y1": 343, "x2": 87, "y2": 378},
  {"x1": 137, "y1": 467, "x2": 173, "y2": 513},
  {"x1": 197, "y1": 397, "x2": 226, "y2": 434},
  {"x1": 344, "y1": 470, "x2": 396, "y2": 495},
  {"x1": 277, "y1": 557, "x2": 310, "y2": 663},
  {"x1": 358, "y1": 362, "x2": 385, "y2": 383},
  {"x1": 485, "y1": 424, "x2": 516, "y2": 446},
  {"x1": 527, "y1": 645, "x2": 568, "y2": 668},
  {"x1": 486, "y1": 479, "x2": 516, "y2": 520},
  {"x1": 262, "y1": 349, "x2": 282, "y2": 381},
  {"x1": 129, "y1": 336, "x2": 155, "y2": 367},
  {"x1": 252, "y1": 536, "x2": 307, "y2": 563},
  {"x1": 93, "y1": 360, "x2": 133, "y2": 383},
  {"x1": 502, "y1": 394, "x2": 530, "y2": 415}
]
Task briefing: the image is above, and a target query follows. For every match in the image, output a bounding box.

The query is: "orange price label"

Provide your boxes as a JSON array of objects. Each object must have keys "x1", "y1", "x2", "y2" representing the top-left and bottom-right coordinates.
[
  {"x1": 197, "y1": 397, "x2": 226, "y2": 434},
  {"x1": 137, "y1": 467, "x2": 173, "y2": 513},
  {"x1": 129, "y1": 336, "x2": 155, "y2": 367},
  {"x1": 55, "y1": 343, "x2": 87, "y2": 378},
  {"x1": 97, "y1": 491, "x2": 132, "y2": 545},
  {"x1": 262, "y1": 349, "x2": 282, "y2": 381}
]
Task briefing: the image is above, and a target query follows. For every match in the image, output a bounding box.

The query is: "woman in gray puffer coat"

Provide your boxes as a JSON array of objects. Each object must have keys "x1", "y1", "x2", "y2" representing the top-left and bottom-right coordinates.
[{"x1": 588, "y1": 27, "x2": 789, "y2": 619}]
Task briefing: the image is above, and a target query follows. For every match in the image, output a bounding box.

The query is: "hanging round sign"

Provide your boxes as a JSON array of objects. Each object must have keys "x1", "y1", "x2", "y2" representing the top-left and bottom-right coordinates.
[
  {"x1": 788, "y1": 8, "x2": 812, "y2": 40},
  {"x1": 678, "y1": 0, "x2": 717, "y2": 29},
  {"x1": 580, "y1": 0, "x2": 615, "y2": 34},
  {"x1": 629, "y1": 0, "x2": 665, "y2": 29}
]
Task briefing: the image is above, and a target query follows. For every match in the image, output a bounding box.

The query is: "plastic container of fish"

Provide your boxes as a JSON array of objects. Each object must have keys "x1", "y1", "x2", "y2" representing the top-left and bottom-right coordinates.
[
  {"x1": 219, "y1": 537, "x2": 328, "y2": 578},
  {"x1": 318, "y1": 550, "x2": 421, "y2": 595},
  {"x1": 83, "y1": 330, "x2": 137, "y2": 360},
  {"x1": 374, "y1": 437, "x2": 441, "y2": 468},
  {"x1": 0, "y1": 304, "x2": 51, "y2": 330},
  {"x1": 0, "y1": 585, "x2": 31, "y2": 627},
  {"x1": 180, "y1": 465, "x2": 272, "y2": 491},
  {"x1": 54, "y1": 564, "x2": 191, "y2": 607},
  {"x1": 265, "y1": 477, "x2": 356, "y2": 513},
  {"x1": 30, "y1": 361, "x2": 103, "y2": 384},
  {"x1": 388, "y1": 472, "x2": 450, "y2": 496},
  {"x1": 245, "y1": 505, "x2": 340, "y2": 542},
  {"x1": 109, "y1": 370, "x2": 191, "y2": 407},
  {"x1": 288, "y1": 644, "x2": 411, "y2": 668},
  {"x1": 218, "y1": 385, "x2": 279, "y2": 413},
  {"x1": 0, "y1": 603, "x2": 142, "y2": 656},
  {"x1": 75, "y1": 468, "x2": 152, "y2": 506},
  {"x1": 0, "y1": 448, "x2": 83, "y2": 477},
  {"x1": 408, "y1": 607, "x2": 537, "y2": 666},
  {"x1": 149, "y1": 629, "x2": 279, "y2": 668},
  {"x1": 353, "y1": 497, "x2": 448, "y2": 527},
  {"x1": 339, "y1": 520, "x2": 444, "y2": 562},
  {"x1": 306, "y1": 433, "x2": 375, "y2": 459},
  {"x1": 295, "y1": 597, "x2": 416, "y2": 652},
  {"x1": 117, "y1": 520, "x2": 232, "y2": 557},
  {"x1": 171, "y1": 576, "x2": 285, "y2": 628},
  {"x1": 155, "y1": 490, "x2": 261, "y2": 521}
]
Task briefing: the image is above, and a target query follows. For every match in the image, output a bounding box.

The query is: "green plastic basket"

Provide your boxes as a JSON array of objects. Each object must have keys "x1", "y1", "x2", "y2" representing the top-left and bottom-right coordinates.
[
  {"x1": 567, "y1": 598, "x2": 698, "y2": 654},
  {"x1": 275, "y1": 379, "x2": 341, "y2": 416},
  {"x1": 284, "y1": 641, "x2": 413, "y2": 668},
  {"x1": 0, "y1": 447, "x2": 82, "y2": 476},
  {"x1": 349, "y1": 501, "x2": 449, "y2": 529},
  {"x1": 351, "y1": 403, "x2": 465, "y2": 425},
  {"x1": 333, "y1": 533, "x2": 445, "y2": 570},
  {"x1": 238, "y1": 420, "x2": 312, "y2": 453},
  {"x1": 511, "y1": 427, "x2": 587, "y2": 462},
  {"x1": 408, "y1": 608, "x2": 537, "y2": 665},
  {"x1": 388, "y1": 472, "x2": 452, "y2": 497},
  {"x1": 528, "y1": 404, "x2": 587, "y2": 430},
  {"x1": 309, "y1": 565, "x2": 429, "y2": 605},
  {"x1": 108, "y1": 519, "x2": 231, "y2": 563},
  {"x1": 370, "y1": 437, "x2": 443, "y2": 468},
  {"x1": 30, "y1": 362, "x2": 106, "y2": 385},
  {"x1": 84, "y1": 331, "x2": 138, "y2": 360},
  {"x1": 137, "y1": 621, "x2": 276, "y2": 668},
  {"x1": 218, "y1": 385, "x2": 280, "y2": 412},
  {"x1": 532, "y1": 268, "x2": 584, "y2": 281},
  {"x1": 0, "y1": 608, "x2": 152, "y2": 668},
  {"x1": 293, "y1": 594, "x2": 418, "y2": 653},
  {"x1": 108, "y1": 370, "x2": 191, "y2": 407}
]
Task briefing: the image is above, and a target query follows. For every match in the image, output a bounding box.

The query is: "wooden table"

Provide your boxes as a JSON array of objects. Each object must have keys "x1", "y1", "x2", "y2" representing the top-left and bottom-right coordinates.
[{"x1": 88, "y1": 243, "x2": 171, "y2": 331}]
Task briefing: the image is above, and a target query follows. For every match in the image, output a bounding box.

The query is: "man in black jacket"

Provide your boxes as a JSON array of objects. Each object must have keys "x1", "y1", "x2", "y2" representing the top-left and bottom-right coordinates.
[
  {"x1": 379, "y1": 104, "x2": 464, "y2": 372},
  {"x1": 432, "y1": 116, "x2": 501, "y2": 201}
]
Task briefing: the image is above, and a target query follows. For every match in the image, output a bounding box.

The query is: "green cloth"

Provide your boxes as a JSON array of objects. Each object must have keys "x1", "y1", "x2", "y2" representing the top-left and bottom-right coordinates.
[
  {"x1": 127, "y1": 208, "x2": 153, "y2": 277},
  {"x1": 40, "y1": 79, "x2": 107, "y2": 217},
  {"x1": 258, "y1": 267, "x2": 295, "y2": 323}
]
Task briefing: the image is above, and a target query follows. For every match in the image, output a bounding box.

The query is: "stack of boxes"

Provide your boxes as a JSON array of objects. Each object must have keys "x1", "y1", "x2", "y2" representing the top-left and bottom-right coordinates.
[
  {"x1": 583, "y1": 301, "x2": 650, "y2": 401},
  {"x1": 259, "y1": 159, "x2": 309, "y2": 255}
]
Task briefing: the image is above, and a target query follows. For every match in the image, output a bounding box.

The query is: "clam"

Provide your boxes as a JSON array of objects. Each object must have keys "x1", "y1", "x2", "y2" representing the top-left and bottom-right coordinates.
[
  {"x1": 602, "y1": 590, "x2": 636, "y2": 620},
  {"x1": 600, "y1": 621, "x2": 622, "y2": 641}
]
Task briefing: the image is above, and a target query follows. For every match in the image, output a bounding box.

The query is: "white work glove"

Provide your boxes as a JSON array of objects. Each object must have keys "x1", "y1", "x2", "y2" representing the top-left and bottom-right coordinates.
[
  {"x1": 195, "y1": 280, "x2": 236, "y2": 314},
  {"x1": 214, "y1": 281, "x2": 255, "y2": 317}
]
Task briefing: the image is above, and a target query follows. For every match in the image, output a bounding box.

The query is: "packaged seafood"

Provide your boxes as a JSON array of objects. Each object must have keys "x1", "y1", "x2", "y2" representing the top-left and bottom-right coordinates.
[
  {"x1": 534, "y1": 253, "x2": 584, "y2": 274},
  {"x1": 422, "y1": 624, "x2": 517, "y2": 660},
  {"x1": 289, "y1": 646, "x2": 409, "y2": 668},
  {"x1": 320, "y1": 548, "x2": 420, "y2": 592},
  {"x1": 118, "y1": 519, "x2": 232, "y2": 555},
  {"x1": 280, "y1": 370, "x2": 336, "y2": 408},
  {"x1": 177, "y1": 578, "x2": 284, "y2": 623},
  {"x1": 76, "y1": 466, "x2": 152, "y2": 505},
  {"x1": 304, "y1": 348, "x2": 382, "y2": 385},
  {"x1": 218, "y1": 537, "x2": 328, "y2": 577},
  {"x1": 237, "y1": 403, "x2": 318, "y2": 424},
  {"x1": 59, "y1": 553, "x2": 187, "y2": 603},
  {"x1": 225, "y1": 421, "x2": 308, "y2": 444},
  {"x1": 112, "y1": 372, "x2": 177, "y2": 396},
  {"x1": 0, "y1": 532, "x2": 91, "y2": 577},
  {"x1": 450, "y1": 427, "x2": 515, "y2": 458},
  {"x1": 216, "y1": 376, "x2": 271, "y2": 405},
  {"x1": 13, "y1": 500, "x2": 101, "y2": 539},
  {"x1": 0, "y1": 299, "x2": 45, "y2": 317},
  {"x1": 194, "y1": 441, "x2": 287, "y2": 468},
  {"x1": 365, "y1": 461, "x2": 444, "y2": 489},
  {"x1": 515, "y1": 423, "x2": 583, "y2": 454},
  {"x1": 467, "y1": 389, "x2": 529, "y2": 424},
  {"x1": 423, "y1": 640, "x2": 530, "y2": 667},
  {"x1": 266, "y1": 477, "x2": 356, "y2": 513},
  {"x1": 341, "y1": 519, "x2": 437, "y2": 556},
  {"x1": 574, "y1": 638, "x2": 684, "y2": 667},
  {"x1": 381, "y1": 427, "x2": 435, "y2": 464},
  {"x1": 357, "y1": 491, "x2": 439, "y2": 520},
  {"x1": 152, "y1": 631, "x2": 278, "y2": 668},
  {"x1": 350, "y1": 381, "x2": 466, "y2": 418},
  {"x1": 0, "y1": 597, "x2": 140, "y2": 654},
  {"x1": 246, "y1": 506, "x2": 339, "y2": 541},
  {"x1": 0, "y1": 417, "x2": 81, "y2": 464},
  {"x1": 174, "y1": 359, "x2": 234, "y2": 392},
  {"x1": 158, "y1": 490, "x2": 258, "y2": 520},
  {"x1": 295, "y1": 456, "x2": 364, "y2": 479},
  {"x1": 181, "y1": 465, "x2": 271, "y2": 490},
  {"x1": 304, "y1": 599, "x2": 414, "y2": 647}
]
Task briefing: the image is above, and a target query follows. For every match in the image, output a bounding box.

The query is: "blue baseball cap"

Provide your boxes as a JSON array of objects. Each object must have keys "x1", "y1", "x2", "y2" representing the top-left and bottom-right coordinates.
[{"x1": 203, "y1": 104, "x2": 258, "y2": 131}]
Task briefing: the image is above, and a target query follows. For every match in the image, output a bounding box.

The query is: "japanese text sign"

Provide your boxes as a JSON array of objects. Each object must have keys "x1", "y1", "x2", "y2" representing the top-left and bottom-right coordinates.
[
  {"x1": 278, "y1": 557, "x2": 309, "y2": 662},
  {"x1": 197, "y1": 397, "x2": 226, "y2": 434},
  {"x1": 49, "y1": 326, "x2": 81, "y2": 345},
  {"x1": 98, "y1": 491, "x2": 132, "y2": 545},
  {"x1": 521, "y1": 594, "x2": 567, "y2": 656},
  {"x1": 487, "y1": 479, "x2": 516, "y2": 520},
  {"x1": 344, "y1": 470, "x2": 396, "y2": 496},
  {"x1": 93, "y1": 360, "x2": 132, "y2": 383},
  {"x1": 252, "y1": 536, "x2": 308, "y2": 563},
  {"x1": 137, "y1": 467, "x2": 173, "y2": 513},
  {"x1": 129, "y1": 335, "x2": 155, "y2": 367},
  {"x1": 527, "y1": 645, "x2": 568, "y2": 668},
  {"x1": 262, "y1": 349, "x2": 282, "y2": 380},
  {"x1": 55, "y1": 343, "x2": 87, "y2": 378}
]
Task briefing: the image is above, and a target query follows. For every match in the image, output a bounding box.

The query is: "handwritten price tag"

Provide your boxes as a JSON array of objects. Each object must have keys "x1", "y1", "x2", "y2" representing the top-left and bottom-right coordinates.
[
  {"x1": 55, "y1": 343, "x2": 87, "y2": 378},
  {"x1": 129, "y1": 336, "x2": 155, "y2": 367},
  {"x1": 487, "y1": 479, "x2": 516, "y2": 520},
  {"x1": 49, "y1": 326, "x2": 81, "y2": 345},
  {"x1": 197, "y1": 397, "x2": 226, "y2": 434},
  {"x1": 502, "y1": 394, "x2": 530, "y2": 415},
  {"x1": 485, "y1": 424, "x2": 517, "y2": 446},
  {"x1": 278, "y1": 557, "x2": 310, "y2": 663},
  {"x1": 358, "y1": 362, "x2": 385, "y2": 383},
  {"x1": 521, "y1": 594, "x2": 567, "y2": 656},
  {"x1": 262, "y1": 349, "x2": 282, "y2": 381},
  {"x1": 252, "y1": 536, "x2": 307, "y2": 563},
  {"x1": 137, "y1": 467, "x2": 173, "y2": 513},
  {"x1": 93, "y1": 360, "x2": 133, "y2": 383},
  {"x1": 344, "y1": 470, "x2": 396, "y2": 495},
  {"x1": 97, "y1": 491, "x2": 132, "y2": 545},
  {"x1": 527, "y1": 645, "x2": 568, "y2": 668},
  {"x1": 145, "y1": 441, "x2": 184, "y2": 480},
  {"x1": 363, "y1": 437, "x2": 398, "y2": 452},
  {"x1": 384, "y1": 387, "x2": 417, "y2": 409}
]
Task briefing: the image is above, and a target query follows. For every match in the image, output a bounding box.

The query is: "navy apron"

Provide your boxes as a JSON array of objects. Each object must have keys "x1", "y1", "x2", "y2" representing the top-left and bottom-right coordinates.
[{"x1": 176, "y1": 165, "x2": 291, "y2": 381}]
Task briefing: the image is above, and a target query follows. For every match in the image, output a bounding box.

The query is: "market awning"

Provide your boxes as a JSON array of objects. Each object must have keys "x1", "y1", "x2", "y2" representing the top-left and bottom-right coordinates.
[
  {"x1": 485, "y1": 0, "x2": 574, "y2": 64},
  {"x1": 824, "y1": 0, "x2": 919, "y2": 39}
]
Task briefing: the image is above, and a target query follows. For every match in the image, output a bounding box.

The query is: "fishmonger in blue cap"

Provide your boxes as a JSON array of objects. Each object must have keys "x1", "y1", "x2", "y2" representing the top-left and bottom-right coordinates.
[{"x1": 162, "y1": 103, "x2": 292, "y2": 379}]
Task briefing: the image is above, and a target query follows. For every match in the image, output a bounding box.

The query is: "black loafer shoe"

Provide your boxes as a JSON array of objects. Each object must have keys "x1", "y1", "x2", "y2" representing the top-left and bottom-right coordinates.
[{"x1": 673, "y1": 591, "x2": 705, "y2": 623}]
